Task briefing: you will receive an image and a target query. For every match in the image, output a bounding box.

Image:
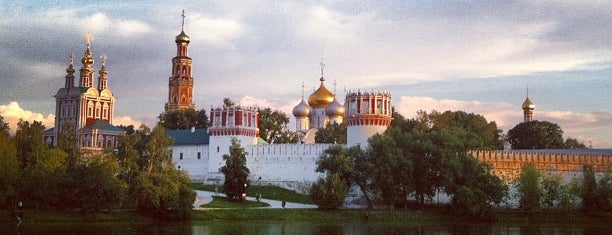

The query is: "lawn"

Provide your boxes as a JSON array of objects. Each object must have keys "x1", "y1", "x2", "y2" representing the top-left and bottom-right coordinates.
[
  {"x1": 192, "y1": 183, "x2": 311, "y2": 204},
  {"x1": 200, "y1": 196, "x2": 270, "y2": 209}
]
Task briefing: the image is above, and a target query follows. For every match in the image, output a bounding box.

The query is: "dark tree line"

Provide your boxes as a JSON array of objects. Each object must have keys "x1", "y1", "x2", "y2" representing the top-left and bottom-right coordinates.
[
  {"x1": 508, "y1": 120, "x2": 587, "y2": 149},
  {"x1": 311, "y1": 110, "x2": 507, "y2": 219},
  {"x1": 0, "y1": 116, "x2": 194, "y2": 220},
  {"x1": 516, "y1": 163, "x2": 611, "y2": 213}
]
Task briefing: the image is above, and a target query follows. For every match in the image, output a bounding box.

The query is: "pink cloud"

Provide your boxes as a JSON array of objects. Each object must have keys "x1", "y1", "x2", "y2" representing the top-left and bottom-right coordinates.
[{"x1": 0, "y1": 102, "x2": 55, "y2": 134}]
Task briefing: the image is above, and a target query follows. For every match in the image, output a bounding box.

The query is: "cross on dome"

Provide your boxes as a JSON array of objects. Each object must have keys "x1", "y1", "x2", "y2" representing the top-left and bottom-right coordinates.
[{"x1": 100, "y1": 54, "x2": 107, "y2": 66}]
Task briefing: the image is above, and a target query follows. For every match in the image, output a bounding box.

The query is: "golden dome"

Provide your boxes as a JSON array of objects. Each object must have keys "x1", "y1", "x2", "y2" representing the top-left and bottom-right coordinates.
[
  {"x1": 325, "y1": 97, "x2": 345, "y2": 117},
  {"x1": 307, "y1": 77, "x2": 334, "y2": 108},
  {"x1": 292, "y1": 99, "x2": 311, "y2": 117},
  {"x1": 522, "y1": 97, "x2": 535, "y2": 110},
  {"x1": 175, "y1": 30, "x2": 190, "y2": 43}
]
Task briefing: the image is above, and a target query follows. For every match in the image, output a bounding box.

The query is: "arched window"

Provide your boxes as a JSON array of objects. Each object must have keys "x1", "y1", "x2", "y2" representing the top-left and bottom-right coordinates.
[
  {"x1": 102, "y1": 103, "x2": 109, "y2": 119},
  {"x1": 95, "y1": 102, "x2": 101, "y2": 118},
  {"x1": 87, "y1": 101, "x2": 94, "y2": 117}
]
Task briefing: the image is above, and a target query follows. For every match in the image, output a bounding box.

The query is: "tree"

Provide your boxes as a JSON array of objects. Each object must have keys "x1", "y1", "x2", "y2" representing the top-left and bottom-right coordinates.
[
  {"x1": 564, "y1": 138, "x2": 587, "y2": 149},
  {"x1": 516, "y1": 164, "x2": 542, "y2": 211},
  {"x1": 507, "y1": 121, "x2": 565, "y2": 149},
  {"x1": 310, "y1": 174, "x2": 348, "y2": 210},
  {"x1": 223, "y1": 97, "x2": 235, "y2": 108},
  {"x1": 443, "y1": 153, "x2": 507, "y2": 219},
  {"x1": 62, "y1": 154, "x2": 125, "y2": 210},
  {"x1": 220, "y1": 138, "x2": 250, "y2": 201},
  {"x1": 315, "y1": 145, "x2": 375, "y2": 208},
  {"x1": 14, "y1": 120, "x2": 47, "y2": 168},
  {"x1": 418, "y1": 110, "x2": 503, "y2": 150},
  {"x1": 367, "y1": 133, "x2": 411, "y2": 208},
  {"x1": 258, "y1": 107, "x2": 298, "y2": 144},
  {"x1": 541, "y1": 174, "x2": 563, "y2": 208},
  {"x1": 158, "y1": 109, "x2": 210, "y2": 130},
  {"x1": 0, "y1": 115, "x2": 9, "y2": 137},
  {"x1": 0, "y1": 127, "x2": 18, "y2": 208},
  {"x1": 58, "y1": 122, "x2": 79, "y2": 170},
  {"x1": 124, "y1": 124, "x2": 195, "y2": 219},
  {"x1": 315, "y1": 122, "x2": 347, "y2": 144}
]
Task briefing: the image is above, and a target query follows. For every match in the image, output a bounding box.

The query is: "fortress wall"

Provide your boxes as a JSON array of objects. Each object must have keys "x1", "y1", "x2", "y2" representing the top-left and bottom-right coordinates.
[
  {"x1": 245, "y1": 143, "x2": 337, "y2": 183},
  {"x1": 470, "y1": 150, "x2": 611, "y2": 181}
]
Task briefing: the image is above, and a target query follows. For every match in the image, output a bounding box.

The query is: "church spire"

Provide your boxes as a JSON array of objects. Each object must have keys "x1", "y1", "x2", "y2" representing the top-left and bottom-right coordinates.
[
  {"x1": 97, "y1": 54, "x2": 108, "y2": 90},
  {"x1": 166, "y1": 11, "x2": 195, "y2": 112},
  {"x1": 522, "y1": 86, "x2": 535, "y2": 122},
  {"x1": 65, "y1": 53, "x2": 75, "y2": 89},
  {"x1": 79, "y1": 33, "x2": 95, "y2": 87}
]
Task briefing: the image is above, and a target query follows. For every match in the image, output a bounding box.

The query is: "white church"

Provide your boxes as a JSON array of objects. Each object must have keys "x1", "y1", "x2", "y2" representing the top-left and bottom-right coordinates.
[{"x1": 164, "y1": 17, "x2": 393, "y2": 188}]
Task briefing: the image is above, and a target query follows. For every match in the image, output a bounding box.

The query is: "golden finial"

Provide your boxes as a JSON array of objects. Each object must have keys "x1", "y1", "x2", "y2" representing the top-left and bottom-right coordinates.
[
  {"x1": 320, "y1": 57, "x2": 325, "y2": 77},
  {"x1": 100, "y1": 54, "x2": 107, "y2": 66},
  {"x1": 69, "y1": 53, "x2": 75, "y2": 65},
  {"x1": 301, "y1": 81, "x2": 305, "y2": 99},
  {"x1": 181, "y1": 9, "x2": 186, "y2": 30},
  {"x1": 85, "y1": 32, "x2": 93, "y2": 46}
]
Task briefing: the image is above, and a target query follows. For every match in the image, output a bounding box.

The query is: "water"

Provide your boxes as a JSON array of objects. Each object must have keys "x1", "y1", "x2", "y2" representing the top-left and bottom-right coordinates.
[{"x1": 2, "y1": 220, "x2": 610, "y2": 234}]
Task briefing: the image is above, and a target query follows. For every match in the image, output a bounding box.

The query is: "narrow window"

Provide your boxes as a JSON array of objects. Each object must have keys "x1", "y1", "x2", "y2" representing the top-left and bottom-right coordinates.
[
  {"x1": 197, "y1": 152, "x2": 201, "y2": 160},
  {"x1": 179, "y1": 153, "x2": 183, "y2": 160}
]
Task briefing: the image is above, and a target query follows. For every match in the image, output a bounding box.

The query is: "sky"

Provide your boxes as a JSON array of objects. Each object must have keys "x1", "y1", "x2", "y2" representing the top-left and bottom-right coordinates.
[{"x1": 0, "y1": 0, "x2": 611, "y2": 147}]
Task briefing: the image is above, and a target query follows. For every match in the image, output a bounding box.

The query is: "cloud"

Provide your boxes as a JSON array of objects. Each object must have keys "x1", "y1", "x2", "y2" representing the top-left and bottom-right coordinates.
[
  {"x1": 188, "y1": 14, "x2": 245, "y2": 47},
  {"x1": 0, "y1": 102, "x2": 55, "y2": 134},
  {"x1": 112, "y1": 115, "x2": 143, "y2": 128}
]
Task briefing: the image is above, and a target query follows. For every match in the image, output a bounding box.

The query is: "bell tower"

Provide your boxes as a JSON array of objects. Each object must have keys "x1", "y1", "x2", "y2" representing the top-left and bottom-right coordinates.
[{"x1": 166, "y1": 10, "x2": 195, "y2": 112}]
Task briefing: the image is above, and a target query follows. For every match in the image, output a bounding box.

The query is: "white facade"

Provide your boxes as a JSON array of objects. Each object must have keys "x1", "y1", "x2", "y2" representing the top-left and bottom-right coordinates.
[{"x1": 170, "y1": 91, "x2": 393, "y2": 186}]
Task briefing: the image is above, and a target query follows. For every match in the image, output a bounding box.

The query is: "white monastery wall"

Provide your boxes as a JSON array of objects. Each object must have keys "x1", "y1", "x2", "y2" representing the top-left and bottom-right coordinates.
[{"x1": 171, "y1": 144, "x2": 209, "y2": 181}]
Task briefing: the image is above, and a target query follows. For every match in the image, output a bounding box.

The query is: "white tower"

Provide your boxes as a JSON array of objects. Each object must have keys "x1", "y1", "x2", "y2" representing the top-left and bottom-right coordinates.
[
  {"x1": 345, "y1": 91, "x2": 392, "y2": 147},
  {"x1": 208, "y1": 105, "x2": 259, "y2": 180}
]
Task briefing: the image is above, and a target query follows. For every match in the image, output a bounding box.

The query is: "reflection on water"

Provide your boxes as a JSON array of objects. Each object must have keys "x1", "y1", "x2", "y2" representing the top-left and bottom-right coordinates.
[{"x1": 2, "y1": 220, "x2": 609, "y2": 234}]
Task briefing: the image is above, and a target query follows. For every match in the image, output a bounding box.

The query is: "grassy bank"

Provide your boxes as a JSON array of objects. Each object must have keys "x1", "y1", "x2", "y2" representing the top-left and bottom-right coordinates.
[
  {"x1": 200, "y1": 196, "x2": 270, "y2": 208},
  {"x1": 192, "y1": 183, "x2": 311, "y2": 204},
  {"x1": 1, "y1": 210, "x2": 154, "y2": 224}
]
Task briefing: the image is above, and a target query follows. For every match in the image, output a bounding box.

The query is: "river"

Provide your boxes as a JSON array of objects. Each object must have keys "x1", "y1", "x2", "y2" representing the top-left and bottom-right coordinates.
[{"x1": 3, "y1": 220, "x2": 609, "y2": 234}]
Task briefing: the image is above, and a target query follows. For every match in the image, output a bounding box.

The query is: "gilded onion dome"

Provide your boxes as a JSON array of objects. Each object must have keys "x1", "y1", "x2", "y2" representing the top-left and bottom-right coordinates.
[
  {"x1": 175, "y1": 30, "x2": 190, "y2": 43},
  {"x1": 292, "y1": 99, "x2": 311, "y2": 117},
  {"x1": 325, "y1": 97, "x2": 345, "y2": 117},
  {"x1": 307, "y1": 77, "x2": 335, "y2": 108},
  {"x1": 522, "y1": 97, "x2": 535, "y2": 110}
]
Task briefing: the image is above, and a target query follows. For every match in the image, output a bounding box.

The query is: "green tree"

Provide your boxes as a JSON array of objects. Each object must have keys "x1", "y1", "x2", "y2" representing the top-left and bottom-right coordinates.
[
  {"x1": 316, "y1": 145, "x2": 354, "y2": 185},
  {"x1": 223, "y1": 97, "x2": 235, "y2": 108},
  {"x1": 507, "y1": 121, "x2": 565, "y2": 149},
  {"x1": 541, "y1": 174, "x2": 563, "y2": 208},
  {"x1": 0, "y1": 115, "x2": 9, "y2": 137},
  {"x1": 158, "y1": 109, "x2": 210, "y2": 130},
  {"x1": 596, "y1": 170, "x2": 612, "y2": 212},
  {"x1": 220, "y1": 138, "x2": 250, "y2": 201},
  {"x1": 443, "y1": 152, "x2": 507, "y2": 219},
  {"x1": 367, "y1": 133, "x2": 411, "y2": 208},
  {"x1": 0, "y1": 128, "x2": 18, "y2": 208},
  {"x1": 58, "y1": 122, "x2": 79, "y2": 170},
  {"x1": 63, "y1": 154, "x2": 125, "y2": 210},
  {"x1": 310, "y1": 174, "x2": 348, "y2": 210},
  {"x1": 516, "y1": 164, "x2": 542, "y2": 211},
  {"x1": 315, "y1": 122, "x2": 347, "y2": 144},
  {"x1": 125, "y1": 124, "x2": 195, "y2": 219},
  {"x1": 564, "y1": 138, "x2": 587, "y2": 149},
  {"x1": 315, "y1": 145, "x2": 374, "y2": 208},
  {"x1": 419, "y1": 110, "x2": 503, "y2": 150},
  {"x1": 14, "y1": 120, "x2": 47, "y2": 168},
  {"x1": 258, "y1": 107, "x2": 298, "y2": 144}
]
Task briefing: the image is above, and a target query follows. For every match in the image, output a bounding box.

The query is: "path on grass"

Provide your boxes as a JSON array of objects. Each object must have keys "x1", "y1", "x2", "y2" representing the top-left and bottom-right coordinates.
[{"x1": 193, "y1": 190, "x2": 317, "y2": 210}]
